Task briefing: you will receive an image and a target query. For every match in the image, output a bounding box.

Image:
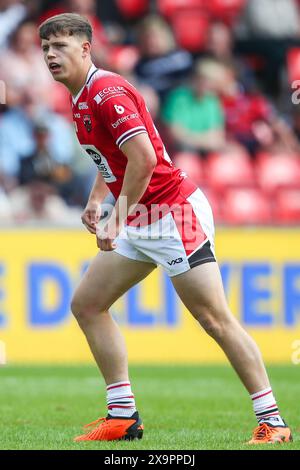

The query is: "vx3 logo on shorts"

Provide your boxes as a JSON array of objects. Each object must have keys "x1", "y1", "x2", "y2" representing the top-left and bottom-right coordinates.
[{"x1": 167, "y1": 257, "x2": 183, "y2": 266}]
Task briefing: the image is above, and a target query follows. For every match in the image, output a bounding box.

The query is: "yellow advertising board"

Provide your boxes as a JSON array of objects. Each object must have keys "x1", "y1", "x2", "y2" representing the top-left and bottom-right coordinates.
[{"x1": 0, "y1": 228, "x2": 300, "y2": 364}]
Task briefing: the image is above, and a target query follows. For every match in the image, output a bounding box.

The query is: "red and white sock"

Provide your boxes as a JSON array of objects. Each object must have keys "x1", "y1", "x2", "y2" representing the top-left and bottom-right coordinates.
[
  {"x1": 106, "y1": 381, "x2": 136, "y2": 418},
  {"x1": 251, "y1": 387, "x2": 285, "y2": 426}
]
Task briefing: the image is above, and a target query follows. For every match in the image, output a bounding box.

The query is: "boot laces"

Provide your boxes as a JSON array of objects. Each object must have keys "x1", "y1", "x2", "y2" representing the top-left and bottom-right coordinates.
[
  {"x1": 83, "y1": 417, "x2": 107, "y2": 429},
  {"x1": 253, "y1": 422, "x2": 275, "y2": 440}
]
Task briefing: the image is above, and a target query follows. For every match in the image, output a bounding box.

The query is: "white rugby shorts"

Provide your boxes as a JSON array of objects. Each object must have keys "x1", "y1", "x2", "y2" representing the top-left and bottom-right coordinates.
[{"x1": 113, "y1": 188, "x2": 216, "y2": 277}]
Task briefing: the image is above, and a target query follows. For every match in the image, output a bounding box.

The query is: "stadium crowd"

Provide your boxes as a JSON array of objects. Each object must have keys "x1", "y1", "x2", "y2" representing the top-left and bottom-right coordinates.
[{"x1": 1, "y1": 0, "x2": 300, "y2": 225}]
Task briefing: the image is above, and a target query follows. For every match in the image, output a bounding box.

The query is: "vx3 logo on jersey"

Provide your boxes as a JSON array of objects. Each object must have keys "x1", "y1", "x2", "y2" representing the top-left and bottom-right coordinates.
[{"x1": 167, "y1": 257, "x2": 183, "y2": 266}]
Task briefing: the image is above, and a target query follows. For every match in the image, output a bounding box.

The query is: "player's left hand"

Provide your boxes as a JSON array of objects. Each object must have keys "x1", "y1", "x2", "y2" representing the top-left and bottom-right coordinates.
[{"x1": 96, "y1": 220, "x2": 120, "y2": 251}]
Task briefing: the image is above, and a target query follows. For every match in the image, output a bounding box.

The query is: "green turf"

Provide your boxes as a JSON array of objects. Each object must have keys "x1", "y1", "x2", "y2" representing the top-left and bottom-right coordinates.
[{"x1": 0, "y1": 364, "x2": 298, "y2": 450}]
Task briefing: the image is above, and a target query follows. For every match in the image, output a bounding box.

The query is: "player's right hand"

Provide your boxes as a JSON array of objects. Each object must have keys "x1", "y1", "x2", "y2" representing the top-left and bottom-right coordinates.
[{"x1": 81, "y1": 200, "x2": 101, "y2": 234}]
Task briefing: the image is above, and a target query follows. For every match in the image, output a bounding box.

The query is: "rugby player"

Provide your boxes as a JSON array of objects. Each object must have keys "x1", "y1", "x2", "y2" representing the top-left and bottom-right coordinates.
[{"x1": 39, "y1": 13, "x2": 292, "y2": 444}]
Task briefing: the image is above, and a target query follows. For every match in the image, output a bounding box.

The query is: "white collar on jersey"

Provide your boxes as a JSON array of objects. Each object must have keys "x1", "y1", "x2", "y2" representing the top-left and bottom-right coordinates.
[{"x1": 72, "y1": 63, "x2": 97, "y2": 105}]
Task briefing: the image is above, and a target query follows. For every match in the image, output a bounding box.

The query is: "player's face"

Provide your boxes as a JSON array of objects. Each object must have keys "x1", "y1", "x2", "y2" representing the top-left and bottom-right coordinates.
[{"x1": 41, "y1": 33, "x2": 89, "y2": 84}]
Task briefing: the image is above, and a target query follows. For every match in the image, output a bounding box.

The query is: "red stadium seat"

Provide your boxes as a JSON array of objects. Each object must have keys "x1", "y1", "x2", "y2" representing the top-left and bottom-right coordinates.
[
  {"x1": 108, "y1": 46, "x2": 140, "y2": 74},
  {"x1": 207, "y1": 0, "x2": 246, "y2": 24},
  {"x1": 287, "y1": 48, "x2": 300, "y2": 84},
  {"x1": 274, "y1": 189, "x2": 300, "y2": 224},
  {"x1": 173, "y1": 153, "x2": 223, "y2": 221},
  {"x1": 256, "y1": 153, "x2": 300, "y2": 194},
  {"x1": 205, "y1": 150, "x2": 256, "y2": 194},
  {"x1": 222, "y1": 188, "x2": 272, "y2": 225},
  {"x1": 116, "y1": 0, "x2": 149, "y2": 19},
  {"x1": 157, "y1": 0, "x2": 206, "y2": 18},
  {"x1": 255, "y1": 151, "x2": 271, "y2": 164},
  {"x1": 171, "y1": 10, "x2": 210, "y2": 52}
]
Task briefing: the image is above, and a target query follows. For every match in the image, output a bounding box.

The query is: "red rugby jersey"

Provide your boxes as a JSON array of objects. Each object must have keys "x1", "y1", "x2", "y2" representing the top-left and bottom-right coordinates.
[{"x1": 72, "y1": 65, "x2": 196, "y2": 223}]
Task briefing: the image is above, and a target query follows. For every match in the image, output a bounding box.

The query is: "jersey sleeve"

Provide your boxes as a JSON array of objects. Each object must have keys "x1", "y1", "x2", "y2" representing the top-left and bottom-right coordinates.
[{"x1": 94, "y1": 92, "x2": 148, "y2": 149}]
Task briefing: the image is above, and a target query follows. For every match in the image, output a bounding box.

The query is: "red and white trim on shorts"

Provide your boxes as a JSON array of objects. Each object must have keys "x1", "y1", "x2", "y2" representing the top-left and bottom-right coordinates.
[
  {"x1": 171, "y1": 200, "x2": 207, "y2": 257},
  {"x1": 114, "y1": 187, "x2": 216, "y2": 277}
]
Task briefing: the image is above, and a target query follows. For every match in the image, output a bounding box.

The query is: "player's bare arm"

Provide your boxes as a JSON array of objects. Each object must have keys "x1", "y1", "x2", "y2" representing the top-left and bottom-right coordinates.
[{"x1": 96, "y1": 133, "x2": 157, "y2": 251}]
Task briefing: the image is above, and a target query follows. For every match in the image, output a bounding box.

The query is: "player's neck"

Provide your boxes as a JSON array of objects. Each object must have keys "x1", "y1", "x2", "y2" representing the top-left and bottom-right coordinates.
[{"x1": 68, "y1": 61, "x2": 94, "y2": 97}]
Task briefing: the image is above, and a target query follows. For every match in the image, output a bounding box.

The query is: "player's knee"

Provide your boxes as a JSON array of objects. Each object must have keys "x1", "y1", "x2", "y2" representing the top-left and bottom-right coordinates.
[
  {"x1": 70, "y1": 295, "x2": 87, "y2": 323},
  {"x1": 196, "y1": 306, "x2": 231, "y2": 340},
  {"x1": 70, "y1": 293, "x2": 104, "y2": 325}
]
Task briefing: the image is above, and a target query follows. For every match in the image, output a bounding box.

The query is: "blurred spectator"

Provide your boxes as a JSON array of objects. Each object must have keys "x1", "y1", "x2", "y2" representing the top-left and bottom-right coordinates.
[
  {"x1": 236, "y1": 0, "x2": 300, "y2": 97},
  {"x1": 0, "y1": 0, "x2": 27, "y2": 49},
  {"x1": 0, "y1": 20, "x2": 56, "y2": 108},
  {"x1": 237, "y1": 0, "x2": 300, "y2": 39},
  {"x1": 17, "y1": 120, "x2": 81, "y2": 205},
  {"x1": 9, "y1": 175, "x2": 82, "y2": 224},
  {"x1": 205, "y1": 21, "x2": 256, "y2": 92},
  {"x1": 225, "y1": 61, "x2": 299, "y2": 154},
  {"x1": 218, "y1": 62, "x2": 273, "y2": 152},
  {"x1": 210, "y1": 61, "x2": 300, "y2": 154},
  {"x1": 206, "y1": 22, "x2": 235, "y2": 61},
  {"x1": 94, "y1": 0, "x2": 123, "y2": 24},
  {"x1": 20, "y1": 119, "x2": 95, "y2": 207},
  {"x1": 136, "y1": 82, "x2": 176, "y2": 155},
  {"x1": 0, "y1": 0, "x2": 299, "y2": 227},
  {"x1": 18, "y1": 121, "x2": 56, "y2": 185},
  {"x1": 134, "y1": 15, "x2": 193, "y2": 101},
  {"x1": 106, "y1": 45, "x2": 139, "y2": 80},
  {"x1": 0, "y1": 93, "x2": 76, "y2": 179},
  {"x1": 161, "y1": 59, "x2": 225, "y2": 154},
  {"x1": 220, "y1": 61, "x2": 299, "y2": 154}
]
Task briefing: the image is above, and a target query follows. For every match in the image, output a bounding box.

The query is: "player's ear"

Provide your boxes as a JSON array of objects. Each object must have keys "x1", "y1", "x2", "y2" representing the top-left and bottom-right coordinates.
[{"x1": 82, "y1": 41, "x2": 91, "y2": 58}]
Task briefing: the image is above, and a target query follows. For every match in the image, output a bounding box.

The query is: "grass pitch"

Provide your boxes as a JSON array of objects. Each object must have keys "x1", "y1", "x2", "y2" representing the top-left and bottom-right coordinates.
[{"x1": 0, "y1": 364, "x2": 298, "y2": 450}]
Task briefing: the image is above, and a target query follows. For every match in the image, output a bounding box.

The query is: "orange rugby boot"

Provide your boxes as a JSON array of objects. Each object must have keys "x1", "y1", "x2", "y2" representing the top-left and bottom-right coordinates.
[
  {"x1": 74, "y1": 411, "x2": 144, "y2": 442},
  {"x1": 248, "y1": 420, "x2": 293, "y2": 445}
]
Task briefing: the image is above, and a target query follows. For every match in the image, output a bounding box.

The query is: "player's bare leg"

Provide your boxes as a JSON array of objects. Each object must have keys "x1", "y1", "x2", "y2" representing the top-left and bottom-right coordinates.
[
  {"x1": 171, "y1": 262, "x2": 292, "y2": 444},
  {"x1": 71, "y1": 250, "x2": 155, "y2": 441},
  {"x1": 172, "y1": 262, "x2": 268, "y2": 392},
  {"x1": 71, "y1": 250, "x2": 155, "y2": 383}
]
